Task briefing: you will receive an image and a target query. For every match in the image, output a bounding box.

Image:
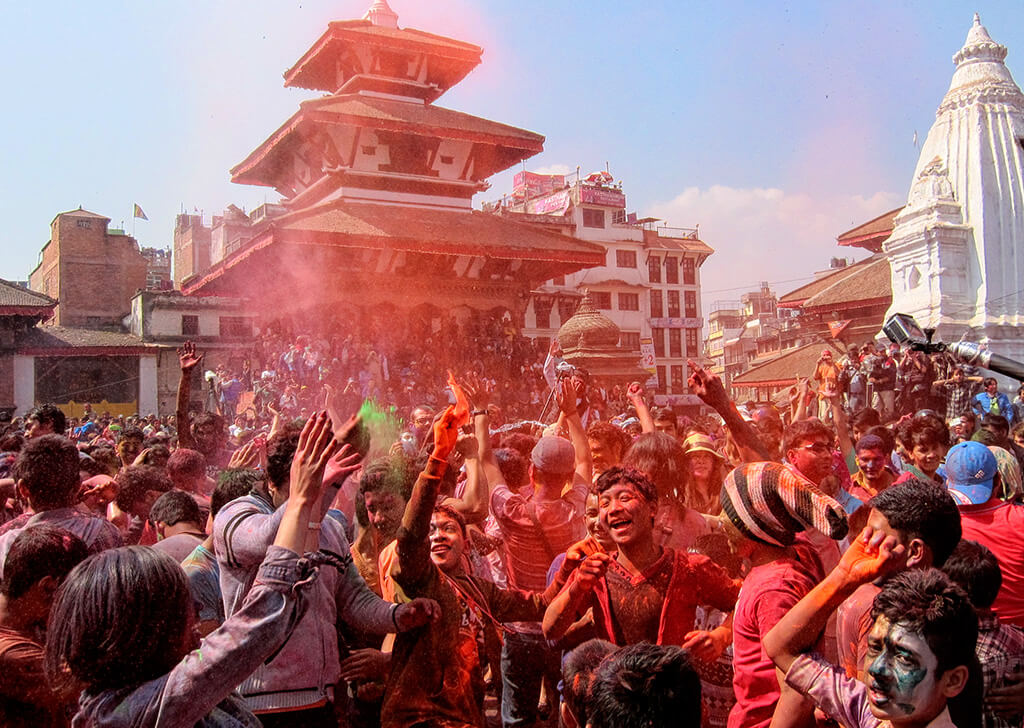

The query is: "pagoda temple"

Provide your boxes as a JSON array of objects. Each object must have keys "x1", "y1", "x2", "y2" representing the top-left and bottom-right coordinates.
[{"x1": 182, "y1": 0, "x2": 604, "y2": 319}]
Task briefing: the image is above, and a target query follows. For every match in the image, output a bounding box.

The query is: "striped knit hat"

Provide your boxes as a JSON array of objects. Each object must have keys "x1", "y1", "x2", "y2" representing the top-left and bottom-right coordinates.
[{"x1": 721, "y1": 462, "x2": 849, "y2": 546}]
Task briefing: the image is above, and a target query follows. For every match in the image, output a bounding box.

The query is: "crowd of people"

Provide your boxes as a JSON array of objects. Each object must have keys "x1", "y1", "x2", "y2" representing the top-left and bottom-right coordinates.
[{"x1": 0, "y1": 333, "x2": 1022, "y2": 728}]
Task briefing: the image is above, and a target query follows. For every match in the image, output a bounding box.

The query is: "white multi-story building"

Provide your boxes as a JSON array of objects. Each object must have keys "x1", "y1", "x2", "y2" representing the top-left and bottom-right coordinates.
[{"x1": 488, "y1": 170, "x2": 713, "y2": 400}]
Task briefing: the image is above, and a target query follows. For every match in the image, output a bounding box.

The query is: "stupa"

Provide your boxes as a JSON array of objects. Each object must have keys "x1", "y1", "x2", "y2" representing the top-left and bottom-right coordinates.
[
  {"x1": 183, "y1": 0, "x2": 604, "y2": 315},
  {"x1": 557, "y1": 293, "x2": 648, "y2": 383},
  {"x1": 883, "y1": 15, "x2": 1024, "y2": 370}
]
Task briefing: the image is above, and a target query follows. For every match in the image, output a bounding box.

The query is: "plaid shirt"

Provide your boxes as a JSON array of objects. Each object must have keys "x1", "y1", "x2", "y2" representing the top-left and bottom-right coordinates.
[
  {"x1": 944, "y1": 382, "x2": 975, "y2": 420},
  {"x1": 977, "y1": 611, "x2": 1024, "y2": 728}
]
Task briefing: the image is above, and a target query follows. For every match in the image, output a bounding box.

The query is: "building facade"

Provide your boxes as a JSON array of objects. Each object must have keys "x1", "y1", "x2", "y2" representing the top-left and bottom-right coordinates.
[
  {"x1": 490, "y1": 171, "x2": 713, "y2": 399},
  {"x1": 29, "y1": 208, "x2": 148, "y2": 328}
]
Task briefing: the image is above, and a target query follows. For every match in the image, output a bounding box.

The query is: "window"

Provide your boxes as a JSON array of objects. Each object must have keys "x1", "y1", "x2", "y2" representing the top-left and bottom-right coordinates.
[
  {"x1": 669, "y1": 329, "x2": 682, "y2": 358},
  {"x1": 616, "y1": 250, "x2": 637, "y2": 268},
  {"x1": 648, "y1": 256, "x2": 661, "y2": 283},
  {"x1": 684, "y1": 290, "x2": 697, "y2": 318},
  {"x1": 181, "y1": 315, "x2": 199, "y2": 336},
  {"x1": 219, "y1": 316, "x2": 253, "y2": 337},
  {"x1": 591, "y1": 291, "x2": 612, "y2": 309},
  {"x1": 652, "y1": 328, "x2": 665, "y2": 357},
  {"x1": 439, "y1": 155, "x2": 454, "y2": 165},
  {"x1": 582, "y1": 208, "x2": 605, "y2": 228},
  {"x1": 534, "y1": 298, "x2": 552, "y2": 329},
  {"x1": 665, "y1": 258, "x2": 678, "y2": 284},
  {"x1": 686, "y1": 328, "x2": 699, "y2": 356},
  {"x1": 76, "y1": 219, "x2": 91, "y2": 229},
  {"x1": 620, "y1": 331, "x2": 640, "y2": 350},
  {"x1": 667, "y1": 290, "x2": 680, "y2": 318},
  {"x1": 671, "y1": 365, "x2": 685, "y2": 393},
  {"x1": 649, "y1": 289, "x2": 663, "y2": 318},
  {"x1": 618, "y1": 292, "x2": 639, "y2": 311},
  {"x1": 557, "y1": 298, "x2": 576, "y2": 325},
  {"x1": 683, "y1": 257, "x2": 696, "y2": 285},
  {"x1": 656, "y1": 365, "x2": 667, "y2": 394}
]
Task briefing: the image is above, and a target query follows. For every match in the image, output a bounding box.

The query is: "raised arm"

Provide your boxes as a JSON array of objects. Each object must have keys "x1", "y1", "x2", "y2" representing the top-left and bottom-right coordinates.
[
  {"x1": 827, "y1": 388, "x2": 854, "y2": 464},
  {"x1": 542, "y1": 539, "x2": 610, "y2": 641},
  {"x1": 396, "y1": 406, "x2": 460, "y2": 583},
  {"x1": 176, "y1": 341, "x2": 202, "y2": 450},
  {"x1": 627, "y1": 381, "x2": 656, "y2": 434},
  {"x1": 687, "y1": 359, "x2": 770, "y2": 461},
  {"x1": 561, "y1": 378, "x2": 593, "y2": 486},
  {"x1": 764, "y1": 526, "x2": 904, "y2": 675}
]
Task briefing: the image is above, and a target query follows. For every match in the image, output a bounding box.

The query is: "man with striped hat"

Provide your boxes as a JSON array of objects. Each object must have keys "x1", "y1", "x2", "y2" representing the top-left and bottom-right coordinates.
[{"x1": 718, "y1": 461, "x2": 849, "y2": 728}]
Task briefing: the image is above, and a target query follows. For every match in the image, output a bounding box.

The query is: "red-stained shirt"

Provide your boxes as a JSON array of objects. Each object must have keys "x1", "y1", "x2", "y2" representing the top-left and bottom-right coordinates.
[
  {"x1": 490, "y1": 482, "x2": 587, "y2": 593},
  {"x1": 729, "y1": 544, "x2": 825, "y2": 728},
  {"x1": 959, "y1": 500, "x2": 1024, "y2": 627},
  {"x1": 0, "y1": 626, "x2": 70, "y2": 728}
]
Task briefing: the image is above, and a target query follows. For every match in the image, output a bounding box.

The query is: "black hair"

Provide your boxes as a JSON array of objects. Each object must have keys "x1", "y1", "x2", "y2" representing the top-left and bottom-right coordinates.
[
  {"x1": 120, "y1": 427, "x2": 144, "y2": 443},
  {"x1": 871, "y1": 569, "x2": 978, "y2": 679},
  {"x1": 588, "y1": 642, "x2": 702, "y2": 728},
  {"x1": 167, "y1": 448, "x2": 206, "y2": 483},
  {"x1": 27, "y1": 404, "x2": 66, "y2": 435},
  {"x1": 592, "y1": 466, "x2": 658, "y2": 505},
  {"x1": 498, "y1": 432, "x2": 538, "y2": 460},
  {"x1": 869, "y1": 479, "x2": 962, "y2": 567},
  {"x1": 149, "y1": 490, "x2": 202, "y2": 528},
  {"x1": 850, "y1": 407, "x2": 882, "y2": 431},
  {"x1": 622, "y1": 432, "x2": 685, "y2": 501},
  {"x1": 587, "y1": 422, "x2": 631, "y2": 460},
  {"x1": 265, "y1": 426, "x2": 303, "y2": 491},
  {"x1": 431, "y1": 503, "x2": 467, "y2": 537},
  {"x1": 782, "y1": 418, "x2": 834, "y2": 454},
  {"x1": 1, "y1": 525, "x2": 88, "y2": 600},
  {"x1": 212, "y1": 469, "x2": 265, "y2": 518},
  {"x1": 13, "y1": 434, "x2": 80, "y2": 510},
  {"x1": 895, "y1": 415, "x2": 949, "y2": 451},
  {"x1": 865, "y1": 425, "x2": 896, "y2": 455},
  {"x1": 494, "y1": 447, "x2": 528, "y2": 491},
  {"x1": 562, "y1": 639, "x2": 617, "y2": 727},
  {"x1": 113, "y1": 465, "x2": 174, "y2": 511},
  {"x1": 46, "y1": 546, "x2": 194, "y2": 693},
  {"x1": 942, "y1": 540, "x2": 1001, "y2": 610}
]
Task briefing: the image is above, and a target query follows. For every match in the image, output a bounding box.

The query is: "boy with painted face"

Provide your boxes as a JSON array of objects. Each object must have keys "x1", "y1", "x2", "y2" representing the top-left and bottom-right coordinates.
[{"x1": 766, "y1": 529, "x2": 978, "y2": 728}]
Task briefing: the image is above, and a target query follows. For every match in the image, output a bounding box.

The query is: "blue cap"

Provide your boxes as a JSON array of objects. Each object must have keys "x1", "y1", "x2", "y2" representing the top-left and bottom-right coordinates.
[{"x1": 945, "y1": 441, "x2": 998, "y2": 505}]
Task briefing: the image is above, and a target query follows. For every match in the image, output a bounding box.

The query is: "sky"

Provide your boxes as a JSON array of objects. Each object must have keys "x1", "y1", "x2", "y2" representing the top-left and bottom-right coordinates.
[{"x1": 2, "y1": 0, "x2": 1022, "y2": 305}]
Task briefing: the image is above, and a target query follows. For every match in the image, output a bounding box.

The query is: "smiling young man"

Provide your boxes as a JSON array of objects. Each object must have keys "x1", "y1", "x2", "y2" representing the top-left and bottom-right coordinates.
[
  {"x1": 384, "y1": 406, "x2": 585, "y2": 728},
  {"x1": 542, "y1": 466, "x2": 740, "y2": 721},
  {"x1": 765, "y1": 528, "x2": 978, "y2": 728}
]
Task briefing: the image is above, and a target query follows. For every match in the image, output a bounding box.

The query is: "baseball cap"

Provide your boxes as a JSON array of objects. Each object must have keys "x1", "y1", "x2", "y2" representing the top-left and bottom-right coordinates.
[
  {"x1": 945, "y1": 441, "x2": 998, "y2": 505},
  {"x1": 531, "y1": 436, "x2": 575, "y2": 474}
]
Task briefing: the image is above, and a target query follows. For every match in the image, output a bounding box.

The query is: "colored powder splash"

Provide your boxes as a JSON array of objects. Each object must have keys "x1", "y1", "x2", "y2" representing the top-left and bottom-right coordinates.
[{"x1": 357, "y1": 399, "x2": 403, "y2": 460}]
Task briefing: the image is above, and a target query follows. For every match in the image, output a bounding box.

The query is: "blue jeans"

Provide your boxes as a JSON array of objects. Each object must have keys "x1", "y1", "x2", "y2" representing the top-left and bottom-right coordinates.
[{"x1": 500, "y1": 630, "x2": 559, "y2": 728}]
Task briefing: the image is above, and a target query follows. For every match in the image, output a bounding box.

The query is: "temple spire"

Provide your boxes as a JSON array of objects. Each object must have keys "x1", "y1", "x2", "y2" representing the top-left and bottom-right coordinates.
[{"x1": 364, "y1": 0, "x2": 399, "y2": 29}]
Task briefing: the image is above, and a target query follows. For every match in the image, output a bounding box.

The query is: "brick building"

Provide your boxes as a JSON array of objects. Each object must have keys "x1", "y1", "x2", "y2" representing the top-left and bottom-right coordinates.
[{"x1": 29, "y1": 208, "x2": 148, "y2": 328}]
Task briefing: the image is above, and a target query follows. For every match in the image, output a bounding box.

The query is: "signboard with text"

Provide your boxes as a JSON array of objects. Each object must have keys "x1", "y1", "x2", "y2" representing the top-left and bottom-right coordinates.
[
  {"x1": 526, "y1": 189, "x2": 571, "y2": 215},
  {"x1": 513, "y1": 171, "x2": 565, "y2": 198},
  {"x1": 648, "y1": 317, "x2": 704, "y2": 328},
  {"x1": 579, "y1": 185, "x2": 626, "y2": 208}
]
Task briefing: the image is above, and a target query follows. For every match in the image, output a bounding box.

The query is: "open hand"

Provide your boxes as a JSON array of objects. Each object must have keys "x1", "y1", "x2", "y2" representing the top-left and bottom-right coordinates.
[
  {"x1": 289, "y1": 412, "x2": 339, "y2": 505},
  {"x1": 836, "y1": 526, "x2": 906, "y2": 587},
  {"x1": 323, "y1": 443, "x2": 362, "y2": 489},
  {"x1": 687, "y1": 359, "x2": 728, "y2": 407},
  {"x1": 177, "y1": 341, "x2": 203, "y2": 372},
  {"x1": 228, "y1": 440, "x2": 260, "y2": 469}
]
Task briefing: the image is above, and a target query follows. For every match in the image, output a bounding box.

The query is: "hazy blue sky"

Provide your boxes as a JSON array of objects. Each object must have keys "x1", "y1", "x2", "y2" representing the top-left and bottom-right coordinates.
[{"x1": 2, "y1": 1, "x2": 1021, "y2": 302}]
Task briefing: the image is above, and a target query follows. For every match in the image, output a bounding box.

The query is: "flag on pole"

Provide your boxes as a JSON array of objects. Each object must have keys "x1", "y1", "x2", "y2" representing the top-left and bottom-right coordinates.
[{"x1": 133, "y1": 203, "x2": 149, "y2": 221}]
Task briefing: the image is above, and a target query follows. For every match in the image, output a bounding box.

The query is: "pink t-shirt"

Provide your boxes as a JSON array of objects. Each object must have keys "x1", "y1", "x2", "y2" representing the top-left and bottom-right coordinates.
[
  {"x1": 959, "y1": 500, "x2": 1024, "y2": 626},
  {"x1": 729, "y1": 544, "x2": 824, "y2": 728}
]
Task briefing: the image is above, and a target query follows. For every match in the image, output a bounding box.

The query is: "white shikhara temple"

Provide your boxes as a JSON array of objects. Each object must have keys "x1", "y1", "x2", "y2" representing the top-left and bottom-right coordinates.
[{"x1": 884, "y1": 15, "x2": 1024, "y2": 366}]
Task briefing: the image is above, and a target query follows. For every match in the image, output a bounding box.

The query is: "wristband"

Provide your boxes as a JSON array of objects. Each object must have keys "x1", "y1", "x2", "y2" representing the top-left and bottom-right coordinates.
[
  {"x1": 391, "y1": 603, "x2": 401, "y2": 630},
  {"x1": 471, "y1": 409, "x2": 488, "y2": 417},
  {"x1": 307, "y1": 521, "x2": 321, "y2": 531}
]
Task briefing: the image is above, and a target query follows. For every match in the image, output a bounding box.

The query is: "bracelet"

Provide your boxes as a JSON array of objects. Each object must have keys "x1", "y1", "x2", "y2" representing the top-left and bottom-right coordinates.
[
  {"x1": 307, "y1": 521, "x2": 321, "y2": 531},
  {"x1": 391, "y1": 603, "x2": 401, "y2": 630},
  {"x1": 471, "y1": 409, "x2": 488, "y2": 417}
]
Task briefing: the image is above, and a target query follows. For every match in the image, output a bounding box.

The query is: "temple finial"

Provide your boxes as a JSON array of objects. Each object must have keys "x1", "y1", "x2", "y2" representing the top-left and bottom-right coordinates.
[
  {"x1": 974, "y1": 12, "x2": 981, "y2": 26},
  {"x1": 364, "y1": 0, "x2": 399, "y2": 29}
]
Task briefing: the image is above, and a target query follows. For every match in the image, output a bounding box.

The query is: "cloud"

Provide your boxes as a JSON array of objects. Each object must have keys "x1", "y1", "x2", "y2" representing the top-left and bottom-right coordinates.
[
  {"x1": 530, "y1": 164, "x2": 573, "y2": 176},
  {"x1": 645, "y1": 185, "x2": 903, "y2": 302}
]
